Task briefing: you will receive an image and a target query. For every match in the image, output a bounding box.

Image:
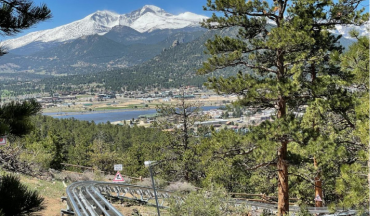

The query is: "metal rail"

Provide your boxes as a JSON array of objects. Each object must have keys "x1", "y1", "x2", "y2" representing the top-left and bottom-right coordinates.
[
  {"x1": 63, "y1": 181, "x2": 125, "y2": 216},
  {"x1": 62, "y1": 181, "x2": 358, "y2": 216}
]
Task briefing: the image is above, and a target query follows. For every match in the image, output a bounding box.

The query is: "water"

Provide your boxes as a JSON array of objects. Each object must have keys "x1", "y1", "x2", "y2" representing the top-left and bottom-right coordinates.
[{"x1": 43, "y1": 106, "x2": 221, "y2": 124}]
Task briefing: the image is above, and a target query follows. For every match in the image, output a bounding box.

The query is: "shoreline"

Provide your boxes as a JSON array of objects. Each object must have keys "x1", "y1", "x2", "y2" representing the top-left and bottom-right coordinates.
[
  {"x1": 42, "y1": 107, "x2": 154, "y2": 116},
  {"x1": 41, "y1": 105, "x2": 223, "y2": 125}
]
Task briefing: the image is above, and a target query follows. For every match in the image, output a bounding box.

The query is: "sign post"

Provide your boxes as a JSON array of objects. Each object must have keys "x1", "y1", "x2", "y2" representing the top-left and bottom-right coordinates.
[
  {"x1": 114, "y1": 164, "x2": 122, "y2": 171},
  {"x1": 0, "y1": 137, "x2": 6, "y2": 145},
  {"x1": 314, "y1": 195, "x2": 322, "y2": 202},
  {"x1": 113, "y1": 171, "x2": 124, "y2": 182},
  {"x1": 113, "y1": 164, "x2": 124, "y2": 182}
]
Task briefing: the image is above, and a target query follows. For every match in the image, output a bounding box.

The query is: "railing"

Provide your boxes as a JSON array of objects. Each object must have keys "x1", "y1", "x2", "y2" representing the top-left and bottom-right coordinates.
[
  {"x1": 62, "y1": 181, "x2": 358, "y2": 216},
  {"x1": 62, "y1": 181, "x2": 124, "y2": 216}
]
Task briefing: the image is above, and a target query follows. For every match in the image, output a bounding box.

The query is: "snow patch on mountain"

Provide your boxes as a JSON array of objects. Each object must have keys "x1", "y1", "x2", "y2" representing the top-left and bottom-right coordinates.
[
  {"x1": 1, "y1": 5, "x2": 207, "y2": 51},
  {"x1": 329, "y1": 22, "x2": 369, "y2": 39},
  {"x1": 2, "y1": 4, "x2": 364, "y2": 52},
  {"x1": 129, "y1": 12, "x2": 206, "y2": 33},
  {"x1": 140, "y1": 5, "x2": 165, "y2": 15}
]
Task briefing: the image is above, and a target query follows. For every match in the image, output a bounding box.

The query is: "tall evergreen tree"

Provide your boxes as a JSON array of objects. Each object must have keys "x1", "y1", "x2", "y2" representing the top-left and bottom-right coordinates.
[
  {"x1": 0, "y1": 0, "x2": 51, "y2": 55},
  {"x1": 331, "y1": 30, "x2": 369, "y2": 210},
  {"x1": 199, "y1": 0, "x2": 368, "y2": 214},
  {"x1": 0, "y1": 0, "x2": 51, "y2": 137}
]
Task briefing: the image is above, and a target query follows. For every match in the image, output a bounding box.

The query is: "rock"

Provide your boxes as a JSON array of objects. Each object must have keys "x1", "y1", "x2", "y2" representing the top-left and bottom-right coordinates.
[{"x1": 172, "y1": 39, "x2": 180, "y2": 47}]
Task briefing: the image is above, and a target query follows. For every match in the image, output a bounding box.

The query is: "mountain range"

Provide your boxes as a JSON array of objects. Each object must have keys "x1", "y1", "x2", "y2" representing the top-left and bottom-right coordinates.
[
  {"x1": 0, "y1": 5, "x2": 368, "y2": 94},
  {"x1": 0, "y1": 5, "x2": 209, "y2": 77},
  {"x1": 1, "y1": 5, "x2": 207, "y2": 52}
]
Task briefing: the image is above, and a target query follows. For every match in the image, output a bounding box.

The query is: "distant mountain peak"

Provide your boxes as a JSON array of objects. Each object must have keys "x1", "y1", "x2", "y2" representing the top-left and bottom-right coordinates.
[
  {"x1": 87, "y1": 10, "x2": 120, "y2": 26},
  {"x1": 140, "y1": 5, "x2": 165, "y2": 15},
  {"x1": 91, "y1": 10, "x2": 119, "y2": 16},
  {"x1": 142, "y1": 5, "x2": 162, "y2": 10},
  {"x1": 1, "y1": 5, "x2": 208, "y2": 51},
  {"x1": 330, "y1": 22, "x2": 369, "y2": 39}
]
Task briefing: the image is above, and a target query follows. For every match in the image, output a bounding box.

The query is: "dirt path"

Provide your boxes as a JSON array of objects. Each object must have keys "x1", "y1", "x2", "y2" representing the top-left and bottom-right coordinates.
[{"x1": 39, "y1": 197, "x2": 65, "y2": 216}]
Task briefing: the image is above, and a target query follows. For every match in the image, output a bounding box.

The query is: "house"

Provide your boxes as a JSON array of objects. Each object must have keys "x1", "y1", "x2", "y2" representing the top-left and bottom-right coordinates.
[{"x1": 194, "y1": 119, "x2": 228, "y2": 126}]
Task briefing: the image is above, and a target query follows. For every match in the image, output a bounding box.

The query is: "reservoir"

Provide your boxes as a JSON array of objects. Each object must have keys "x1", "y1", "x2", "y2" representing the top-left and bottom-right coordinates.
[{"x1": 43, "y1": 106, "x2": 221, "y2": 124}]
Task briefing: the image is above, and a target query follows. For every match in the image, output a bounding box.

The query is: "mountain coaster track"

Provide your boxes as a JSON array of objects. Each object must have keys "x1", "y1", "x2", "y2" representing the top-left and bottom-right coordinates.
[{"x1": 61, "y1": 181, "x2": 357, "y2": 216}]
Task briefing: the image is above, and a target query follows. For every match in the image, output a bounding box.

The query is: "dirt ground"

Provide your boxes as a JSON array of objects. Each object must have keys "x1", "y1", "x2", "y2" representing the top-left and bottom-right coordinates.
[
  {"x1": 113, "y1": 204, "x2": 169, "y2": 216},
  {"x1": 39, "y1": 197, "x2": 66, "y2": 216},
  {"x1": 40, "y1": 194, "x2": 167, "y2": 216},
  {"x1": 39, "y1": 197, "x2": 162, "y2": 216}
]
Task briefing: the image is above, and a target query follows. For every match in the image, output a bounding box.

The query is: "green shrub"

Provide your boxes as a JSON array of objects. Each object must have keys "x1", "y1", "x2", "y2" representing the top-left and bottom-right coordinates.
[
  {"x1": 169, "y1": 186, "x2": 250, "y2": 216},
  {"x1": 0, "y1": 174, "x2": 44, "y2": 215}
]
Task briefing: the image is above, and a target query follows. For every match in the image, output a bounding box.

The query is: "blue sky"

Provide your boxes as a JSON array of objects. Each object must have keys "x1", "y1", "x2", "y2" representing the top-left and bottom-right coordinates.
[{"x1": 3, "y1": 0, "x2": 213, "y2": 39}]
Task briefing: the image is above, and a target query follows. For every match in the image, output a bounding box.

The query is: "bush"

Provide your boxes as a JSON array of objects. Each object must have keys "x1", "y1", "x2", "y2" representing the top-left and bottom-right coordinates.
[
  {"x1": 136, "y1": 178, "x2": 167, "y2": 189},
  {"x1": 52, "y1": 171, "x2": 68, "y2": 181},
  {"x1": 169, "y1": 186, "x2": 250, "y2": 216},
  {"x1": 0, "y1": 174, "x2": 44, "y2": 215},
  {"x1": 136, "y1": 178, "x2": 156, "y2": 188},
  {"x1": 165, "y1": 181, "x2": 196, "y2": 193},
  {"x1": 294, "y1": 205, "x2": 313, "y2": 216},
  {"x1": 93, "y1": 171, "x2": 105, "y2": 181}
]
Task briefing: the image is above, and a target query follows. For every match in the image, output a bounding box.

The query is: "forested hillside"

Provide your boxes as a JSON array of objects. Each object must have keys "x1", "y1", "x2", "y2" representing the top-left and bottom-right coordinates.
[
  {"x1": 0, "y1": 29, "x2": 206, "y2": 77},
  {"x1": 2, "y1": 28, "x2": 243, "y2": 95},
  {"x1": 12, "y1": 101, "x2": 367, "y2": 210},
  {"x1": 19, "y1": 115, "x2": 165, "y2": 172}
]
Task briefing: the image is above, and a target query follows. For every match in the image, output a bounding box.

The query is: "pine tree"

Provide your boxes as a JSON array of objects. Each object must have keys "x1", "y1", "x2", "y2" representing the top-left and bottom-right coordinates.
[
  {"x1": 199, "y1": 0, "x2": 368, "y2": 214},
  {"x1": 0, "y1": 0, "x2": 51, "y2": 55},
  {"x1": 0, "y1": 4, "x2": 50, "y2": 214},
  {"x1": 155, "y1": 93, "x2": 209, "y2": 182},
  {"x1": 0, "y1": 174, "x2": 44, "y2": 215},
  {"x1": 0, "y1": 0, "x2": 51, "y2": 136},
  {"x1": 331, "y1": 30, "x2": 369, "y2": 210},
  {"x1": 0, "y1": 99, "x2": 42, "y2": 137}
]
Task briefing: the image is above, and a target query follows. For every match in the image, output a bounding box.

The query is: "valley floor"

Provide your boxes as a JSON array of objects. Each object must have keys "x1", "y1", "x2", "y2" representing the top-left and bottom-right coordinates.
[{"x1": 41, "y1": 94, "x2": 235, "y2": 114}]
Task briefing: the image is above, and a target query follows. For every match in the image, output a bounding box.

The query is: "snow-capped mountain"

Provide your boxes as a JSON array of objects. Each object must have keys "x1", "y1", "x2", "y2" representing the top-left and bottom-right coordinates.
[
  {"x1": 330, "y1": 22, "x2": 369, "y2": 39},
  {"x1": 1, "y1": 5, "x2": 208, "y2": 51}
]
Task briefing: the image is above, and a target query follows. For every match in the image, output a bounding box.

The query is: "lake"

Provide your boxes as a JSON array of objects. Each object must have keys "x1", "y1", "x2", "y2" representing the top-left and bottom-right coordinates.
[{"x1": 43, "y1": 106, "x2": 221, "y2": 124}]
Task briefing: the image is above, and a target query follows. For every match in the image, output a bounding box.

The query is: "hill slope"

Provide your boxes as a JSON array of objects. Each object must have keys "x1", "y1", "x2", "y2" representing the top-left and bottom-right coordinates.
[
  {"x1": 37, "y1": 28, "x2": 241, "y2": 92},
  {"x1": 0, "y1": 27, "x2": 206, "y2": 76}
]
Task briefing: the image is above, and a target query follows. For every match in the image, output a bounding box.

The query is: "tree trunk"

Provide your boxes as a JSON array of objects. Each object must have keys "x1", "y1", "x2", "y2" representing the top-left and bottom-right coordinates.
[
  {"x1": 277, "y1": 95, "x2": 289, "y2": 215},
  {"x1": 276, "y1": 40, "x2": 289, "y2": 214},
  {"x1": 367, "y1": 142, "x2": 370, "y2": 187},
  {"x1": 277, "y1": 140, "x2": 289, "y2": 216},
  {"x1": 311, "y1": 64, "x2": 323, "y2": 207},
  {"x1": 314, "y1": 157, "x2": 323, "y2": 207},
  {"x1": 368, "y1": 155, "x2": 370, "y2": 214},
  {"x1": 181, "y1": 95, "x2": 190, "y2": 181}
]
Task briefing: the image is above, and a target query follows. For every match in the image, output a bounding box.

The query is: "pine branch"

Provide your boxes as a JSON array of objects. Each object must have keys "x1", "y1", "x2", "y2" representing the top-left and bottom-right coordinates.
[
  {"x1": 288, "y1": 172, "x2": 320, "y2": 187},
  {"x1": 221, "y1": 147, "x2": 257, "y2": 157},
  {"x1": 240, "y1": 161, "x2": 276, "y2": 171},
  {"x1": 0, "y1": 0, "x2": 51, "y2": 36}
]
